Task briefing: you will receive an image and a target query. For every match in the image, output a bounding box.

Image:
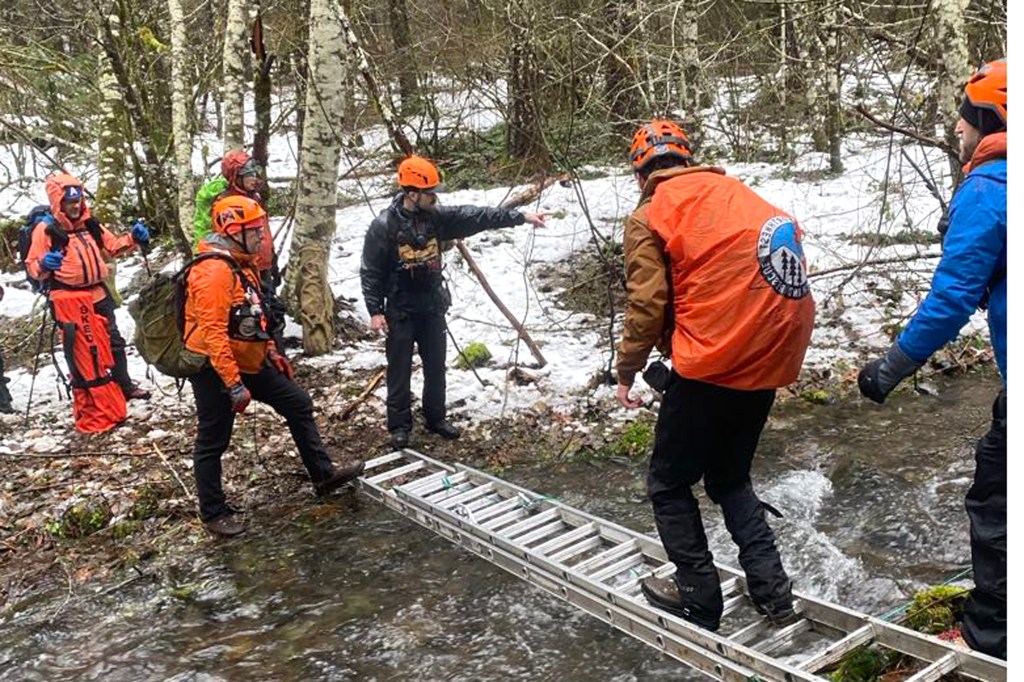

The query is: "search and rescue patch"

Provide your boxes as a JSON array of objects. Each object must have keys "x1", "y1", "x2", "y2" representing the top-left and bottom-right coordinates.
[{"x1": 756, "y1": 216, "x2": 809, "y2": 299}]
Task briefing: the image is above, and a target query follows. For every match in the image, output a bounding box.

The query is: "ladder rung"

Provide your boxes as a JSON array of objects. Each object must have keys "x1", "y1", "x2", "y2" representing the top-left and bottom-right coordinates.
[
  {"x1": 464, "y1": 494, "x2": 503, "y2": 512},
  {"x1": 362, "y1": 452, "x2": 406, "y2": 471},
  {"x1": 471, "y1": 497, "x2": 522, "y2": 524},
  {"x1": 516, "y1": 521, "x2": 567, "y2": 547},
  {"x1": 719, "y1": 577, "x2": 740, "y2": 596},
  {"x1": 435, "y1": 483, "x2": 494, "y2": 509},
  {"x1": 573, "y1": 540, "x2": 637, "y2": 574},
  {"x1": 364, "y1": 460, "x2": 426, "y2": 485},
  {"x1": 617, "y1": 561, "x2": 674, "y2": 595},
  {"x1": 501, "y1": 508, "x2": 562, "y2": 539},
  {"x1": 422, "y1": 482, "x2": 475, "y2": 504},
  {"x1": 722, "y1": 593, "x2": 749, "y2": 617},
  {"x1": 398, "y1": 470, "x2": 460, "y2": 496},
  {"x1": 532, "y1": 523, "x2": 595, "y2": 555},
  {"x1": 728, "y1": 618, "x2": 771, "y2": 645},
  {"x1": 550, "y1": 535, "x2": 603, "y2": 564},
  {"x1": 904, "y1": 652, "x2": 960, "y2": 682},
  {"x1": 752, "y1": 618, "x2": 813, "y2": 654},
  {"x1": 480, "y1": 507, "x2": 528, "y2": 531},
  {"x1": 588, "y1": 553, "x2": 646, "y2": 583},
  {"x1": 798, "y1": 624, "x2": 875, "y2": 673}
]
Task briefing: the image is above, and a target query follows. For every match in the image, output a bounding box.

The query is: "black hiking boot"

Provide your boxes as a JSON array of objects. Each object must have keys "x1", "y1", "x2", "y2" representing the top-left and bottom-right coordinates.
[
  {"x1": 641, "y1": 574, "x2": 722, "y2": 631},
  {"x1": 121, "y1": 383, "x2": 151, "y2": 401},
  {"x1": 390, "y1": 429, "x2": 411, "y2": 450},
  {"x1": 204, "y1": 512, "x2": 246, "y2": 538},
  {"x1": 426, "y1": 419, "x2": 461, "y2": 440},
  {"x1": 0, "y1": 377, "x2": 14, "y2": 414},
  {"x1": 314, "y1": 460, "x2": 366, "y2": 496},
  {"x1": 754, "y1": 596, "x2": 800, "y2": 627}
]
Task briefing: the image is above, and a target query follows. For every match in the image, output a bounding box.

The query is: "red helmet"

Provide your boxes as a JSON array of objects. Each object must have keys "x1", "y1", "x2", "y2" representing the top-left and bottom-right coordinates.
[
  {"x1": 964, "y1": 58, "x2": 1007, "y2": 125},
  {"x1": 212, "y1": 195, "x2": 267, "y2": 236},
  {"x1": 397, "y1": 155, "x2": 442, "y2": 191},
  {"x1": 629, "y1": 120, "x2": 692, "y2": 173}
]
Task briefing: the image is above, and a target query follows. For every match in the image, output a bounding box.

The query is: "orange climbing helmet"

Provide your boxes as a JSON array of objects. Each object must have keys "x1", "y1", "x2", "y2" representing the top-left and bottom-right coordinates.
[
  {"x1": 212, "y1": 195, "x2": 267, "y2": 236},
  {"x1": 398, "y1": 155, "x2": 442, "y2": 191},
  {"x1": 963, "y1": 58, "x2": 1007, "y2": 125},
  {"x1": 629, "y1": 120, "x2": 692, "y2": 173}
]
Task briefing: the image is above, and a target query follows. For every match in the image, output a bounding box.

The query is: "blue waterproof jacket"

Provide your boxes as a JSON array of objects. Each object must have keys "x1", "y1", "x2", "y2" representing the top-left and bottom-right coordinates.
[{"x1": 898, "y1": 134, "x2": 1007, "y2": 381}]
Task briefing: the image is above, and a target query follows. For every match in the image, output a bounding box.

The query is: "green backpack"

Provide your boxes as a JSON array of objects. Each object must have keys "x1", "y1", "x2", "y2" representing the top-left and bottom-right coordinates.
[
  {"x1": 129, "y1": 253, "x2": 244, "y2": 378},
  {"x1": 191, "y1": 175, "x2": 229, "y2": 247}
]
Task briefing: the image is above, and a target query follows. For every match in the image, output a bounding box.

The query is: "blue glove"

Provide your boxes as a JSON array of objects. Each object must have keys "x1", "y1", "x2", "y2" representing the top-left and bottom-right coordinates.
[
  {"x1": 858, "y1": 343, "x2": 923, "y2": 404},
  {"x1": 41, "y1": 251, "x2": 64, "y2": 272},
  {"x1": 130, "y1": 220, "x2": 150, "y2": 245}
]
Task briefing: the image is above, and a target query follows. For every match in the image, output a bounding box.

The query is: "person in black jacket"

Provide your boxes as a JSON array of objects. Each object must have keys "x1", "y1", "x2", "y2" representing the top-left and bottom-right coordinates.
[{"x1": 360, "y1": 155, "x2": 546, "y2": 449}]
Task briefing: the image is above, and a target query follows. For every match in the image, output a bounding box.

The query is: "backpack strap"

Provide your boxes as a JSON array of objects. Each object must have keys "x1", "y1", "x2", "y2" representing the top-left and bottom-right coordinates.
[{"x1": 176, "y1": 252, "x2": 251, "y2": 339}]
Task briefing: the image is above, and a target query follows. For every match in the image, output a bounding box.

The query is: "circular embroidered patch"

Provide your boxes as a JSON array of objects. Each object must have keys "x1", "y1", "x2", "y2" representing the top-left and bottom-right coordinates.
[{"x1": 757, "y1": 216, "x2": 809, "y2": 299}]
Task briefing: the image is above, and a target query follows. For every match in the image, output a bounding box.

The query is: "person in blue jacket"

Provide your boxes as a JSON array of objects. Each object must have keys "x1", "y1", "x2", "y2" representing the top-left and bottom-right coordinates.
[{"x1": 858, "y1": 59, "x2": 1006, "y2": 660}]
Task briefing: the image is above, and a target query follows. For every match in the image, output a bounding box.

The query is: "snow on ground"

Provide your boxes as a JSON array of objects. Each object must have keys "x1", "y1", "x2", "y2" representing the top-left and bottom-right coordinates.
[{"x1": 0, "y1": 85, "x2": 990, "y2": 446}]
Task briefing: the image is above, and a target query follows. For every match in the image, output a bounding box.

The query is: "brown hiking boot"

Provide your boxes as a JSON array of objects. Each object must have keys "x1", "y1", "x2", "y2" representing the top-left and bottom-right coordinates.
[
  {"x1": 204, "y1": 513, "x2": 246, "y2": 538},
  {"x1": 122, "y1": 383, "x2": 151, "y2": 401},
  {"x1": 315, "y1": 460, "x2": 365, "y2": 496},
  {"x1": 641, "y1": 575, "x2": 722, "y2": 631},
  {"x1": 754, "y1": 598, "x2": 800, "y2": 627}
]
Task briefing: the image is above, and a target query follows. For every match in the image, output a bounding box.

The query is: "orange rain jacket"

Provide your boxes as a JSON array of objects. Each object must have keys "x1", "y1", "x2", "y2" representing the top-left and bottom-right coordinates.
[
  {"x1": 183, "y1": 235, "x2": 272, "y2": 388},
  {"x1": 617, "y1": 165, "x2": 815, "y2": 390},
  {"x1": 26, "y1": 174, "x2": 137, "y2": 302}
]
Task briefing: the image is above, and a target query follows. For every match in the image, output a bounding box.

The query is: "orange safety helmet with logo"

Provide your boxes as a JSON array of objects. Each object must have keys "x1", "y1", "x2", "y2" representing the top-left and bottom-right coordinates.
[
  {"x1": 630, "y1": 120, "x2": 692, "y2": 173},
  {"x1": 640, "y1": 121, "x2": 815, "y2": 390},
  {"x1": 397, "y1": 155, "x2": 443, "y2": 191}
]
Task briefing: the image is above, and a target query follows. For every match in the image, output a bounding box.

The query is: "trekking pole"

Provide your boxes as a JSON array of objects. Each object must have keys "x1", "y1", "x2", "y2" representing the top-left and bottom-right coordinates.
[{"x1": 23, "y1": 305, "x2": 49, "y2": 427}]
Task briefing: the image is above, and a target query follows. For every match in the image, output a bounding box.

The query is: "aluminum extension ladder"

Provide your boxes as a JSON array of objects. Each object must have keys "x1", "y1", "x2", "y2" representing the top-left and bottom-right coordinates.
[{"x1": 357, "y1": 449, "x2": 1007, "y2": 682}]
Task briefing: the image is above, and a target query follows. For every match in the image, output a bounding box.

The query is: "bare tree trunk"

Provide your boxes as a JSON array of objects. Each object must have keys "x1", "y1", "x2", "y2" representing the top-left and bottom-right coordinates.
[
  {"x1": 251, "y1": 4, "x2": 273, "y2": 171},
  {"x1": 94, "y1": 14, "x2": 126, "y2": 224},
  {"x1": 389, "y1": 0, "x2": 420, "y2": 115},
  {"x1": 822, "y1": 3, "x2": 843, "y2": 173},
  {"x1": 506, "y1": 0, "x2": 548, "y2": 171},
  {"x1": 675, "y1": 2, "x2": 701, "y2": 112},
  {"x1": 932, "y1": 0, "x2": 971, "y2": 180},
  {"x1": 603, "y1": 0, "x2": 642, "y2": 136},
  {"x1": 222, "y1": 0, "x2": 249, "y2": 152},
  {"x1": 284, "y1": 0, "x2": 346, "y2": 355},
  {"x1": 168, "y1": 0, "x2": 195, "y2": 241}
]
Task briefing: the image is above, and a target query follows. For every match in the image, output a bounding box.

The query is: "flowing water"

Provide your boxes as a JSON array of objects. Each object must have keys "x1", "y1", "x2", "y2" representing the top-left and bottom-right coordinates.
[{"x1": 0, "y1": 369, "x2": 1001, "y2": 681}]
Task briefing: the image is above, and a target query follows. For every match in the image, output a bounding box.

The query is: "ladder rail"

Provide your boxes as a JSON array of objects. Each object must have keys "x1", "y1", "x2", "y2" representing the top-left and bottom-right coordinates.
[{"x1": 356, "y1": 449, "x2": 1006, "y2": 682}]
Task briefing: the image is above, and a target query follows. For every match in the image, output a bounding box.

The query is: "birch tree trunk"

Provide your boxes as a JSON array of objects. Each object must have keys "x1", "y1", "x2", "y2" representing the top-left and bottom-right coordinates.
[
  {"x1": 222, "y1": 0, "x2": 249, "y2": 152},
  {"x1": 675, "y1": 2, "x2": 701, "y2": 111},
  {"x1": 284, "y1": 0, "x2": 346, "y2": 354},
  {"x1": 932, "y1": 0, "x2": 970, "y2": 178},
  {"x1": 822, "y1": 3, "x2": 843, "y2": 173},
  {"x1": 94, "y1": 14, "x2": 126, "y2": 224},
  {"x1": 168, "y1": 0, "x2": 195, "y2": 242}
]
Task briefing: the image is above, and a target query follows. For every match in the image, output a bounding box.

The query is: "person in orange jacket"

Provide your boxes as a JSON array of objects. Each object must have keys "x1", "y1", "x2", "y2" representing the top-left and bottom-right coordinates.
[
  {"x1": 219, "y1": 150, "x2": 285, "y2": 350},
  {"x1": 184, "y1": 195, "x2": 364, "y2": 537},
  {"x1": 25, "y1": 173, "x2": 150, "y2": 400},
  {"x1": 615, "y1": 121, "x2": 814, "y2": 632}
]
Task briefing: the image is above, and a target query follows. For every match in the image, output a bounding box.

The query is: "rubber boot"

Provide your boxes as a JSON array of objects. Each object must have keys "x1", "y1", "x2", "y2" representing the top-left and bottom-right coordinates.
[
  {"x1": 644, "y1": 488, "x2": 723, "y2": 630},
  {"x1": 719, "y1": 482, "x2": 797, "y2": 625}
]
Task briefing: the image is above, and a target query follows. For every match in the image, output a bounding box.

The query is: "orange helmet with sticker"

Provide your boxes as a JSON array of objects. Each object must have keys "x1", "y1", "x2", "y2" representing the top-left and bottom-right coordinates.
[
  {"x1": 397, "y1": 155, "x2": 442, "y2": 191},
  {"x1": 212, "y1": 195, "x2": 267, "y2": 236},
  {"x1": 629, "y1": 120, "x2": 692, "y2": 173}
]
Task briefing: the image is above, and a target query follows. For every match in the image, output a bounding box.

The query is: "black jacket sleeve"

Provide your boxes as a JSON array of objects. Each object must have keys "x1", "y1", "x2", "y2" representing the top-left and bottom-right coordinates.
[
  {"x1": 435, "y1": 205, "x2": 525, "y2": 241},
  {"x1": 360, "y1": 218, "x2": 390, "y2": 316}
]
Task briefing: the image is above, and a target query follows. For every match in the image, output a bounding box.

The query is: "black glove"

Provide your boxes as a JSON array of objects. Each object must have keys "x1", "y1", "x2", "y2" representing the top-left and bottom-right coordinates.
[{"x1": 858, "y1": 344, "x2": 922, "y2": 404}]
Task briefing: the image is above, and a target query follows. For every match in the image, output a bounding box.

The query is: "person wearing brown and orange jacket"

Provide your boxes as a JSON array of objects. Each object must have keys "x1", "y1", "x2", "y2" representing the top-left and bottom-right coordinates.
[
  {"x1": 615, "y1": 121, "x2": 814, "y2": 633},
  {"x1": 183, "y1": 195, "x2": 363, "y2": 537},
  {"x1": 25, "y1": 173, "x2": 150, "y2": 401}
]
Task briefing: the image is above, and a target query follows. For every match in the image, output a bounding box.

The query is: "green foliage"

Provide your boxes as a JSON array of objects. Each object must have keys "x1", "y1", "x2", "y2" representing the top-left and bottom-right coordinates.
[
  {"x1": 129, "y1": 483, "x2": 167, "y2": 521},
  {"x1": 846, "y1": 228, "x2": 941, "y2": 248},
  {"x1": 904, "y1": 585, "x2": 969, "y2": 634},
  {"x1": 136, "y1": 27, "x2": 168, "y2": 53},
  {"x1": 47, "y1": 499, "x2": 112, "y2": 538},
  {"x1": 799, "y1": 389, "x2": 831, "y2": 405},
  {"x1": 828, "y1": 645, "x2": 899, "y2": 682},
  {"x1": 456, "y1": 342, "x2": 492, "y2": 370},
  {"x1": 611, "y1": 419, "x2": 654, "y2": 459}
]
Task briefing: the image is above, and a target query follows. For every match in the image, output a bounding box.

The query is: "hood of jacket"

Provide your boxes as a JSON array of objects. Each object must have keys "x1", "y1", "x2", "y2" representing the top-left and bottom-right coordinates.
[
  {"x1": 198, "y1": 233, "x2": 261, "y2": 265},
  {"x1": 45, "y1": 173, "x2": 93, "y2": 231},
  {"x1": 640, "y1": 165, "x2": 726, "y2": 203},
  {"x1": 965, "y1": 131, "x2": 1007, "y2": 175}
]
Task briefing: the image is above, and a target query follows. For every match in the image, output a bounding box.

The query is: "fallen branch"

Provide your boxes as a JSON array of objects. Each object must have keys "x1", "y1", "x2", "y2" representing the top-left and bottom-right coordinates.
[
  {"x1": 153, "y1": 441, "x2": 194, "y2": 503},
  {"x1": 852, "y1": 104, "x2": 958, "y2": 158},
  {"x1": 809, "y1": 252, "x2": 941, "y2": 279},
  {"x1": 338, "y1": 369, "x2": 385, "y2": 421}
]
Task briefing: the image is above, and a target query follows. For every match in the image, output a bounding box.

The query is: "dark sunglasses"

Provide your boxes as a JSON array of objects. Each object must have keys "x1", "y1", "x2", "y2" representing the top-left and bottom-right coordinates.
[{"x1": 239, "y1": 159, "x2": 263, "y2": 178}]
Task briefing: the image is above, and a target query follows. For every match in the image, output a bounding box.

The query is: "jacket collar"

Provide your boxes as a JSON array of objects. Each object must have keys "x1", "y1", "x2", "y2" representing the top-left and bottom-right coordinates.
[{"x1": 965, "y1": 131, "x2": 1007, "y2": 173}]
